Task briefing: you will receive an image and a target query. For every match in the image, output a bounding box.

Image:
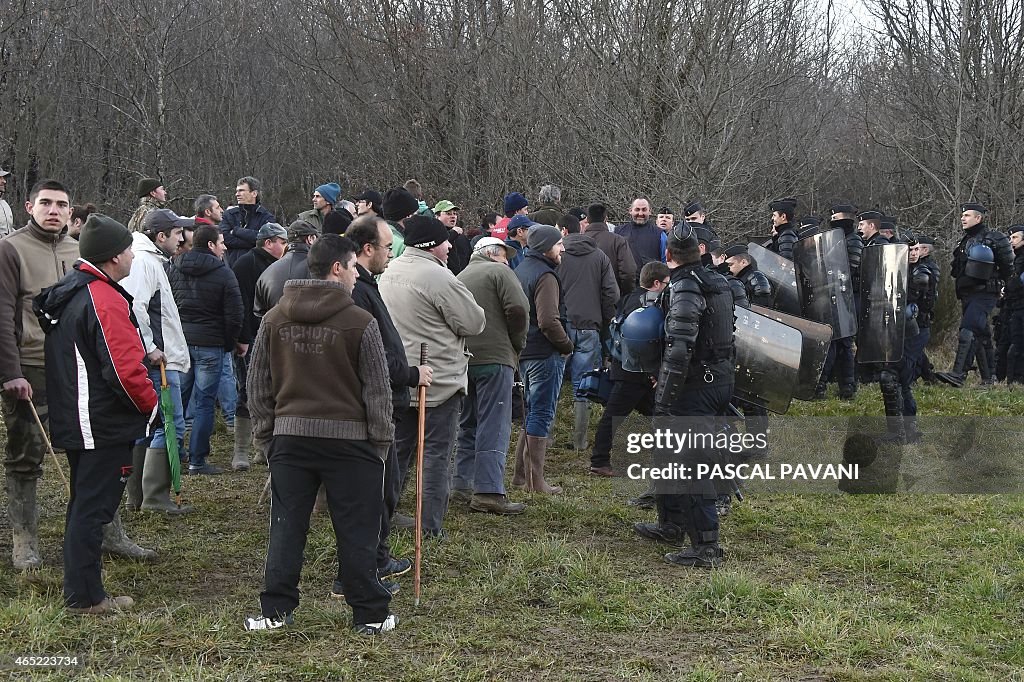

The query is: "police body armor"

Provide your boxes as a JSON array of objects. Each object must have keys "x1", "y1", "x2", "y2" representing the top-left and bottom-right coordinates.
[
  {"x1": 792, "y1": 228, "x2": 858, "y2": 340},
  {"x1": 952, "y1": 224, "x2": 1013, "y2": 296},
  {"x1": 857, "y1": 244, "x2": 909, "y2": 363},
  {"x1": 747, "y1": 242, "x2": 800, "y2": 315},
  {"x1": 908, "y1": 261, "x2": 938, "y2": 328},
  {"x1": 738, "y1": 265, "x2": 773, "y2": 308},
  {"x1": 655, "y1": 265, "x2": 735, "y2": 409}
]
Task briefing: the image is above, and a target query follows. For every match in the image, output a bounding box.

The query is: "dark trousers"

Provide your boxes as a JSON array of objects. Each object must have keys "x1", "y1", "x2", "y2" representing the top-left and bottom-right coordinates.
[
  {"x1": 821, "y1": 336, "x2": 856, "y2": 387},
  {"x1": 2, "y1": 365, "x2": 48, "y2": 479},
  {"x1": 261, "y1": 435, "x2": 390, "y2": 625},
  {"x1": 900, "y1": 328, "x2": 930, "y2": 416},
  {"x1": 377, "y1": 437, "x2": 401, "y2": 568},
  {"x1": 233, "y1": 353, "x2": 250, "y2": 419},
  {"x1": 395, "y1": 394, "x2": 461, "y2": 535},
  {"x1": 655, "y1": 382, "x2": 733, "y2": 546},
  {"x1": 63, "y1": 443, "x2": 133, "y2": 607},
  {"x1": 591, "y1": 380, "x2": 654, "y2": 469}
]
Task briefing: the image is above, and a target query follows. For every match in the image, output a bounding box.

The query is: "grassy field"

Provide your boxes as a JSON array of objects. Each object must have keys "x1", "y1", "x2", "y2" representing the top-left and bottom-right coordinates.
[{"x1": 1, "y1": 379, "x2": 1023, "y2": 681}]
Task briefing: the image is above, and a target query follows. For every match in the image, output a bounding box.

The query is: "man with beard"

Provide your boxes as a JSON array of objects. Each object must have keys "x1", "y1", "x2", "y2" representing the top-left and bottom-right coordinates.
[{"x1": 616, "y1": 197, "x2": 661, "y2": 276}]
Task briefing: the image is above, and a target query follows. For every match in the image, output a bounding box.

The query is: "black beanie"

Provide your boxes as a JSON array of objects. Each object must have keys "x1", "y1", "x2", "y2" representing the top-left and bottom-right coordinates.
[
  {"x1": 381, "y1": 188, "x2": 419, "y2": 222},
  {"x1": 403, "y1": 215, "x2": 450, "y2": 250},
  {"x1": 137, "y1": 178, "x2": 162, "y2": 198},
  {"x1": 79, "y1": 214, "x2": 133, "y2": 263}
]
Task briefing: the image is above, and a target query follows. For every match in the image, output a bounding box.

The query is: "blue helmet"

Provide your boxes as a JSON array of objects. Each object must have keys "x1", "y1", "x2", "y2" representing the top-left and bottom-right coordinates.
[
  {"x1": 965, "y1": 243, "x2": 995, "y2": 280},
  {"x1": 619, "y1": 305, "x2": 665, "y2": 372}
]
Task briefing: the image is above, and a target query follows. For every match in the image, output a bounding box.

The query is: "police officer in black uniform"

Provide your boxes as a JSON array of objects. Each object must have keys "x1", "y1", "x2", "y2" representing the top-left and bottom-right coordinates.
[
  {"x1": 697, "y1": 225, "x2": 749, "y2": 309},
  {"x1": 915, "y1": 235, "x2": 942, "y2": 383},
  {"x1": 723, "y1": 245, "x2": 772, "y2": 307},
  {"x1": 633, "y1": 224, "x2": 735, "y2": 568},
  {"x1": 936, "y1": 203, "x2": 1013, "y2": 387},
  {"x1": 858, "y1": 209, "x2": 887, "y2": 247},
  {"x1": 815, "y1": 204, "x2": 863, "y2": 399},
  {"x1": 767, "y1": 198, "x2": 799, "y2": 260},
  {"x1": 896, "y1": 230, "x2": 931, "y2": 441},
  {"x1": 999, "y1": 226, "x2": 1024, "y2": 384}
]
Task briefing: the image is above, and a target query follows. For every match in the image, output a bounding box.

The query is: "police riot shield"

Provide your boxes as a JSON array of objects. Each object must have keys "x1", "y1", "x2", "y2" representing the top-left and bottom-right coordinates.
[
  {"x1": 733, "y1": 307, "x2": 803, "y2": 414},
  {"x1": 793, "y1": 228, "x2": 857, "y2": 340},
  {"x1": 751, "y1": 305, "x2": 832, "y2": 401},
  {"x1": 857, "y1": 244, "x2": 908, "y2": 364},
  {"x1": 747, "y1": 242, "x2": 800, "y2": 315}
]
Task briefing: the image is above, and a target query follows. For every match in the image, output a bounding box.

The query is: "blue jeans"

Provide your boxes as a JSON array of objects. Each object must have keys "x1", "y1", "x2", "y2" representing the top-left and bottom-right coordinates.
[
  {"x1": 181, "y1": 346, "x2": 225, "y2": 467},
  {"x1": 453, "y1": 365, "x2": 514, "y2": 494},
  {"x1": 566, "y1": 324, "x2": 602, "y2": 394},
  {"x1": 218, "y1": 353, "x2": 237, "y2": 425},
  {"x1": 147, "y1": 369, "x2": 186, "y2": 459},
  {"x1": 520, "y1": 355, "x2": 566, "y2": 438}
]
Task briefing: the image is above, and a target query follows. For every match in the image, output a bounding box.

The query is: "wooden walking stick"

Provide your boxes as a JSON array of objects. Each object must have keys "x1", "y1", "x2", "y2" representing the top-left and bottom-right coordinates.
[
  {"x1": 26, "y1": 399, "x2": 70, "y2": 495},
  {"x1": 414, "y1": 342, "x2": 429, "y2": 607}
]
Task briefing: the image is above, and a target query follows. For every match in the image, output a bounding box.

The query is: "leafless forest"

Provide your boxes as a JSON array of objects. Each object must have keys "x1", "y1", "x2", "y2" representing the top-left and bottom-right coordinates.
[{"x1": 2, "y1": 0, "x2": 1023, "y2": 245}]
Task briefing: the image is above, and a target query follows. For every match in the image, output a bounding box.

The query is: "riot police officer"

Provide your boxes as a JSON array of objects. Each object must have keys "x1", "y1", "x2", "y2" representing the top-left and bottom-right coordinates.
[
  {"x1": 1000, "y1": 226, "x2": 1024, "y2": 384},
  {"x1": 633, "y1": 223, "x2": 735, "y2": 568},
  {"x1": 915, "y1": 235, "x2": 942, "y2": 383},
  {"x1": 899, "y1": 232, "x2": 934, "y2": 440},
  {"x1": 724, "y1": 245, "x2": 772, "y2": 307},
  {"x1": 936, "y1": 203, "x2": 1013, "y2": 387},
  {"x1": 858, "y1": 210, "x2": 888, "y2": 247},
  {"x1": 815, "y1": 204, "x2": 864, "y2": 399},
  {"x1": 697, "y1": 225, "x2": 749, "y2": 309},
  {"x1": 767, "y1": 198, "x2": 799, "y2": 260}
]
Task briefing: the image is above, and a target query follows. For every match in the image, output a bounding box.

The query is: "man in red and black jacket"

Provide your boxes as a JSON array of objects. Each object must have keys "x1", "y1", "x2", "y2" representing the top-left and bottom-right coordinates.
[{"x1": 34, "y1": 214, "x2": 157, "y2": 615}]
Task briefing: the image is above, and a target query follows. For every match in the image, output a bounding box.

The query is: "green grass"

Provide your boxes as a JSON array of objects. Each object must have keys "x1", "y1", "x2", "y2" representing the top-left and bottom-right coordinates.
[{"x1": 2, "y1": 380, "x2": 1024, "y2": 680}]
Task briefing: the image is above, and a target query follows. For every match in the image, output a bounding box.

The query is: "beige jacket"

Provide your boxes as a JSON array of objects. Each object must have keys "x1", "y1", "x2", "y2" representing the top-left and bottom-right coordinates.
[{"x1": 379, "y1": 248, "x2": 486, "y2": 407}]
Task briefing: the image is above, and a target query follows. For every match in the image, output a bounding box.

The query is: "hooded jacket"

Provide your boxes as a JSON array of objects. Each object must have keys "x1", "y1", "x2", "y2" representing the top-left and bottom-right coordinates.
[
  {"x1": 34, "y1": 260, "x2": 157, "y2": 450},
  {"x1": 584, "y1": 222, "x2": 636, "y2": 294},
  {"x1": 557, "y1": 233, "x2": 619, "y2": 331},
  {"x1": 379, "y1": 247, "x2": 486, "y2": 407},
  {"x1": 119, "y1": 231, "x2": 190, "y2": 372},
  {"x1": 246, "y1": 279, "x2": 394, "y2": 452},
  {"x1": 167, "y1": 248, "x2": 243, "y2": 350}
]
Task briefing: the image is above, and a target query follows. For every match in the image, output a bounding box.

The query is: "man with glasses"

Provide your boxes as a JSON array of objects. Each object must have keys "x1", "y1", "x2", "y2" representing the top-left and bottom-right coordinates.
[{"x1": 344, "y1": 216, "x2": 431, "y2": 583}]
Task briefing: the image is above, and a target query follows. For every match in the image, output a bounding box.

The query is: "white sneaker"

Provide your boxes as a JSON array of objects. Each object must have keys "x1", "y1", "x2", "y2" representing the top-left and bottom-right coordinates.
[
  {"x1": 244, "y1": 613, "x2": 293, "y2": 631},
  {"x1": 354, "y1": 613, "x2": 398, "y2": 635}
]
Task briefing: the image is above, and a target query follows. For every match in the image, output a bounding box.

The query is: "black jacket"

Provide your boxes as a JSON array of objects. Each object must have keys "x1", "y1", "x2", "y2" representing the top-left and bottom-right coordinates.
[
  {"x1": 736, "y1": 264, "x2": 773, "y2": 308},
  {"x1": 769, "y1": 223, "x2": 799, "y2": 260},
  {"x1": 254, "y1": 243, "x2": 311, "y2": 318},
  {"x1": 1003, "y1": 248, "x2": 1024, "y2": 311},
  {"x1": 951, "y1": 223, "x2": 1013, "y2": 297},
  {"x1": 220, "y1": 203, "x2": 276, "y2": 267},
  {"x1": 557, "y1": 233, "x2": 619, "y2": 330},
  {"x1": 352, "y1": 263, "x2": 420, "y2": 407},
  {"x1": 232, "y1": 246, "x2": 279, "y2": 344},
  {"x1": 447, "y1": 230, "x2": 472, "y2": 276},
  {"x1": 34, "y1": 261, "x2": 157, "y2": 450},
  {"x1": 167, "y1": 248, "x2": 243, "y2": 350}
]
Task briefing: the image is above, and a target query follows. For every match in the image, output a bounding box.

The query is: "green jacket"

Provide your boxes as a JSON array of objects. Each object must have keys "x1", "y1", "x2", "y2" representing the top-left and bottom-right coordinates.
[
  {"x1": 387, "y1": 220, "x2": 406, "y2": 259},
  {"x1": 457, "y1": 250, "x2": 529, "y2": 368}
]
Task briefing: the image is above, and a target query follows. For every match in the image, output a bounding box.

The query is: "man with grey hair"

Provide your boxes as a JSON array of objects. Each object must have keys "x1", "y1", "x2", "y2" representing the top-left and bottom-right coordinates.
[
  {"x1": 529, "y1": 185, "x2": 563, "y2": 227},
  {"x1": 454, "y1": 237, "x2": 530, "y2": 514},
  {"x1": 220, "y1": 177, "x2": 276, "y2": 267}
]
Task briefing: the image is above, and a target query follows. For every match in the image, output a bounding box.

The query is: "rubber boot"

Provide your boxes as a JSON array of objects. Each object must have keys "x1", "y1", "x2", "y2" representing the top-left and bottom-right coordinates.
[
  {"x1": 879, "y1": 370, "x2": 906, "y2": 443},
  {"x1": 125, "y1": 443, "x2": 147, "y2": 511},
  {"x1": 232, "y1": 416, "x2": 252, "y2": 471},
  {"x1": 511, "y1": 429, "x2": 528, "y2": 489},
  {"x1": 525, "y1": 435, "x2": 562, "y2": 495},
  {"x1": 572, "y1": 401, "x2": 590, "y2": 451},
  {"x1": 976, "y1": 339, "x2": 995, "y2": 386},
  {"x1": 7, "y1": 477, "x2": 42, "y2": 570},
  {"x1": 140, "y1": 448, "x2": 192, "y2": 515},
  {"x1": 101, "y1": 510, "x2": 157, "y2": 561},
  {"x1": 936, "y1": 329, "x2": 974, "y2": 387}
]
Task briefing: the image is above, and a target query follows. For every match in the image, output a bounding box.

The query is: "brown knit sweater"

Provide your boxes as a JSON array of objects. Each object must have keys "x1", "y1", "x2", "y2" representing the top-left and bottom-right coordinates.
[{"x1": 246, "y1": 279, "x2": 394, "y2": 453}]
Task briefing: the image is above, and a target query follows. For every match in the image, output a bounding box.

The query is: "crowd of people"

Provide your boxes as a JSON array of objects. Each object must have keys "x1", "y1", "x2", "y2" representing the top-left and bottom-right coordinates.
[{"x1": 1, "y1": 167, "x2": 1019, "y2": 635}]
